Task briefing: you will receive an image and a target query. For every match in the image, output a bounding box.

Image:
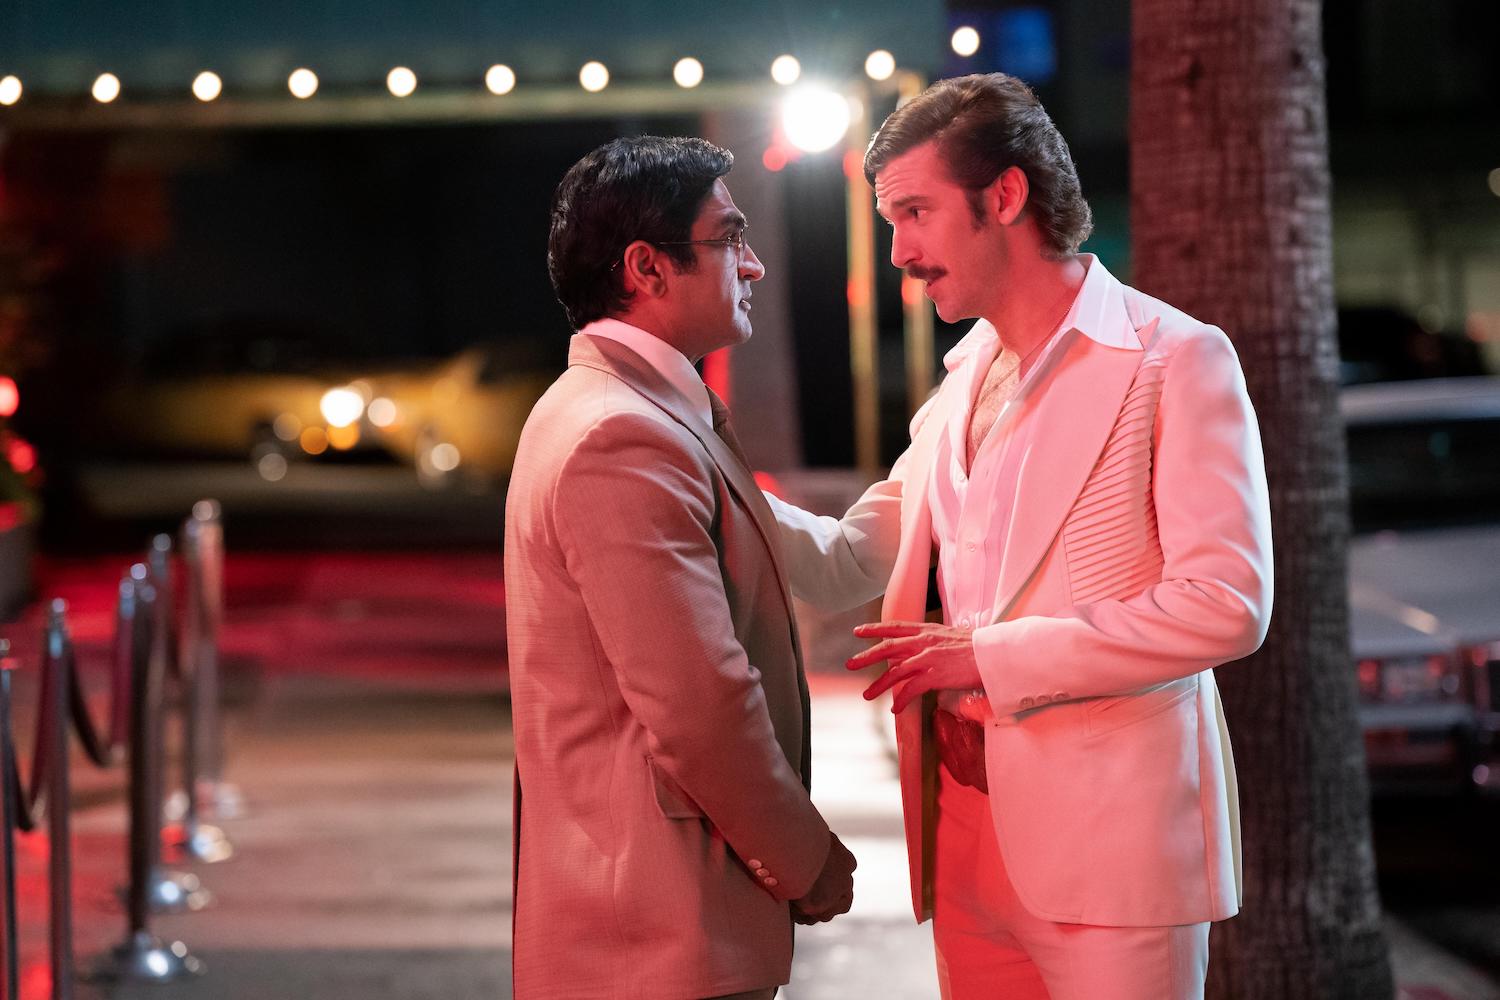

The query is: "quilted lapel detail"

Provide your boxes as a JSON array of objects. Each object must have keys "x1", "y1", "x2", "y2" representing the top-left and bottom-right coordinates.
[{"x1": 991, "y1": 323, "x2": 1155, "y2": 620}]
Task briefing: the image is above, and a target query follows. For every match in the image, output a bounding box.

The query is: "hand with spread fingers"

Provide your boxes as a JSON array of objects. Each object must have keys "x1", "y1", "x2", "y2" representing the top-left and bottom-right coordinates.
[{"x1": 848, "y1": 621, "x2": 984, "y2": 713}]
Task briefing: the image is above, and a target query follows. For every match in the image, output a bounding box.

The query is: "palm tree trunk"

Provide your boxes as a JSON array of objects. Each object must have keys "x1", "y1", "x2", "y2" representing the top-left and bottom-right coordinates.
[{"x1": 1130, "y1": 1, "x2": 1394, "y2": 996}]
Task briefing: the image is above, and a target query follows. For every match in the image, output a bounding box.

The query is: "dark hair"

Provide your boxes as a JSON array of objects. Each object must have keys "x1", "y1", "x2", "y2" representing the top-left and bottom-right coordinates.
[
  {"x1": 863, "y1": 73, "x2": 1092, "y2": 259},
  {"x1": 548, "y1": 135, "x2": 734, "y2": 329}
]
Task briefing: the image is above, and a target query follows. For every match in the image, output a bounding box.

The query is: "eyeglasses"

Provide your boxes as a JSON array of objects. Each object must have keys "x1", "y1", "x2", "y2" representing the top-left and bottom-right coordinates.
[{"x1": 611, "y1": 228, "x2": 749, "y2": 270}]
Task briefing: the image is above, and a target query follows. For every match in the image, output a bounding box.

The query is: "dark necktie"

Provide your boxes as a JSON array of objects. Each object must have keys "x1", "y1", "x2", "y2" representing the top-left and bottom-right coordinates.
[{"x1": 706, "y1": 387, "x2": 753, "y2": 470}]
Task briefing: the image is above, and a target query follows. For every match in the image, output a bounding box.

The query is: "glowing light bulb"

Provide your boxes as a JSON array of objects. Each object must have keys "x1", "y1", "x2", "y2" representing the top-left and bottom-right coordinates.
[
  {"x1": 192, "y1": 71, "x2": 222, "y2": 102},
  {"x1": 92, "y1": 73, "x2": 121, "y2": 103},
  {"x1": 951, "y1": 27, "x2": 981, "y2": 57},
  {"x1": 673, "y1": 58, "x2": 704, "y2": 89},
  {"x1": 485, "y1": 64, "x2": 516, "y2": 95},
  {"x1": 0, "y1": 76, "x2": 21, "y2": 106},
  {"x1": 288, "y1": 68, "x2": 319, "y2": 99},
  {"x1": 782, "y1": 87, "x2": 852, "y2": 154},
  {"x1": 579, "y1": 61, "x2": 609, "y2": 92},
  {"x1": 865, "y1": 50, "x2": 896, "y2": 81},
  {"x1": 387, "y1": 66, "x2": 417, "y2": 98},
  {"x1": 770, "y1": 55, "x2": 801, "y2": 86}
]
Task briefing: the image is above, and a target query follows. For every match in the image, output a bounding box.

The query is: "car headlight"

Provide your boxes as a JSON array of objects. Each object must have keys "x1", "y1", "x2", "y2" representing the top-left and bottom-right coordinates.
[{"x1": 320, "y1": 387, "x2": 365, "y2": 428}]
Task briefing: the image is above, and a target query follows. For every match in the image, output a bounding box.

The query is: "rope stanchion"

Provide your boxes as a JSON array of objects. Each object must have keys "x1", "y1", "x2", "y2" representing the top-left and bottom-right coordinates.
[
  {"x1": 190, "y1": 501, "x2": 242, "y2": 822},
  {"x1": 44, "y1": 602, "x2": 77, "y2": 1000},
  {"x1": 143, "y1": 543, "x2": 209, "y2": 914},
  {"x1": 108, "y1": 570, "x2": 201, "y2": 982},
  {"x1": 0, "y1": 639, "x2": 21, "y2": 1000},
  {"x1": 170, "y1": 505, "x2": 234, "y2": 864}
]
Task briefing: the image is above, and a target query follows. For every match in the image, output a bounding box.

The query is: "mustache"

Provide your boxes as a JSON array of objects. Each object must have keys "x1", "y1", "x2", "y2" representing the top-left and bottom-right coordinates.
[{"x1": 905, "y1": 266, "x2": 946, "y2": 283}]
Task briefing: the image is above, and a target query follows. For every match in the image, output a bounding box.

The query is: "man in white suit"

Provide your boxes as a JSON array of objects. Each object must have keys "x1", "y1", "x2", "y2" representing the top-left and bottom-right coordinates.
[
  {"x1": 505, "y1": 136, "x2": 855, "y2": 1000},
  {"x1": 768, "y1": 74, "x2": 1274, "y2": 998}
]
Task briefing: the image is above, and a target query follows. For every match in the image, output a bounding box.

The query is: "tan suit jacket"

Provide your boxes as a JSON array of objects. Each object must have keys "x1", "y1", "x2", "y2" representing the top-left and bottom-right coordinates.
[
  {"x1": 505, "y1": 334, "x2": 829, "y2": 999},
  {"x1": 770, "y1": 262, "x2": 1273, "y2": 928}
]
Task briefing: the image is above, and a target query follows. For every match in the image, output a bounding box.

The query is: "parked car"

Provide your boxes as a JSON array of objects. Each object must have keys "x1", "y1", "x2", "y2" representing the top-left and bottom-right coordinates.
[
  {"x1": 97, "y1": 321, "x2": 389, "y2": 479},
  {"x1": 1344, "y1": 376, "x2": 1500, "y2": 794},
  {"x1": 361, "y1": 339, "x2": 561, "y2": 489}
]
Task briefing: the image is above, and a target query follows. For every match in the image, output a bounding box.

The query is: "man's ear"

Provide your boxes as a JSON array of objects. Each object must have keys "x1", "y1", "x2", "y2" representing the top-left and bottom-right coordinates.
[
  {"x1": 986, "y1": 166, "x2": 1029, "y2": 226},
  {"x1": 620, "y1": 240, "x2": 670, "y2": 299}
]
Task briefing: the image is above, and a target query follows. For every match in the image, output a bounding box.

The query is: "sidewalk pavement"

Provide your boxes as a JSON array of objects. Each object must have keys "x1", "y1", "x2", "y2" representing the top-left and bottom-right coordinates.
[{"x1": 2, "y1": 551, "x2": 1496, "y2": 1000}]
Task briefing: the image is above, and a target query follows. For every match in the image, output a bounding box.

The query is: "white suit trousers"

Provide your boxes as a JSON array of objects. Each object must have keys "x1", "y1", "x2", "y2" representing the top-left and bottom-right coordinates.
[{"x1": 933, "y1": 766, "x2": 1210, "y2": 1000}]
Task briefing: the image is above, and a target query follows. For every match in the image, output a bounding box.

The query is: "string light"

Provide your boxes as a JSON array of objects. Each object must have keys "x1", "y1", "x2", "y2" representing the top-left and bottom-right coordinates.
[
  {"x1": 485, "y1": 64, "x2": 516, "y2": 95},
  {"x1": 673, "y1": 58, "x2": 704, "y2": 89},
  {"x1": 770, "y1": 55, "x2": 801, "y2": 86},
  {"x1": 288, "y1": 68, "x2": 319, "y2": 99},
  {"x1": 865, "y1": 50, "x2": 896, "y2": 81},
  {"x1": 579, "y1": 61, "x2": 609, "y2": 92},
  {"x1": 386, "y1": 66, "x2": 417, "y2": 98},
  {"x1": 92, "y1": 72, "x2": 121, "y2": 103},
  {"x1": 192, "y1": 71, "x2": 222, "y2": 102},
  {"x1": 0, "y1": 76, "x2": 21, "y2": 106}
]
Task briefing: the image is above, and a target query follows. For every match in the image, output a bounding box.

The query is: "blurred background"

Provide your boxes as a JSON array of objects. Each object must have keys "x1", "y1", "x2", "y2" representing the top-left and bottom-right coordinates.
[{"x1": 0, "y1": 1, "x2": 1498, "y2": 997}]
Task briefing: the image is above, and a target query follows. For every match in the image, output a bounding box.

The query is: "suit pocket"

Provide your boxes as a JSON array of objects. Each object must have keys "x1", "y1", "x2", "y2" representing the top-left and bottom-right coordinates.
[
  {"x1": 1084, "y1": 677, "x2": 1197, "y2": 738},
  {"x1": 645, "y1": 755, "x2": 704, "y2": 820}
]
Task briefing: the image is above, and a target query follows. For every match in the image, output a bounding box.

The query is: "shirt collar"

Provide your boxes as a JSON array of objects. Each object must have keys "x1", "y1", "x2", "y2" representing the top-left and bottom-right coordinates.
[
  {"x1": 941, "y1": 253, "x2": 1141, "y2": 373},
  {"x1": 576, "y1": 318, "x2": 713, "y2": 428}
]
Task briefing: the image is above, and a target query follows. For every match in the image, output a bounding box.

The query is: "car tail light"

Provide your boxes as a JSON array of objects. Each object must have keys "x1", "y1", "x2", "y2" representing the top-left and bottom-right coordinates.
[
  {"x1": 1462, "y1": 642, "x2": 1500, "y2": 713},
  {"x1": 1357, "y1": 658, "x2": 1382, "y2": 701},
  {"x1": 1363, "y1": 653, "x2": 1462, "y2": 703}
]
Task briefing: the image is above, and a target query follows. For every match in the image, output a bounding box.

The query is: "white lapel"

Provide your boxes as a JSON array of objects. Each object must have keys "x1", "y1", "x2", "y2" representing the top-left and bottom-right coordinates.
[{"x1": 990, "y1": 319, "x2": 1157, "y2": 620}]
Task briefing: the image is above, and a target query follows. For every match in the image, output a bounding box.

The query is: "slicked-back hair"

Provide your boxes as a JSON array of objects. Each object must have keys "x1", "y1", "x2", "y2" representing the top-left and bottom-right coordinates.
[
  {"x1": 863, "y1": 73, "x2": 1092, "y2": 260},
  {"x1": 548, "y1": 135, "x2": 734, "y2": 329}
]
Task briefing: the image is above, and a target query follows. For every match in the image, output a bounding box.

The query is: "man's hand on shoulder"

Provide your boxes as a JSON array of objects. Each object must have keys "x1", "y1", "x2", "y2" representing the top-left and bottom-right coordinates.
[{"x1": 791, "y1": 832, "x2": 856, "y2": 924}]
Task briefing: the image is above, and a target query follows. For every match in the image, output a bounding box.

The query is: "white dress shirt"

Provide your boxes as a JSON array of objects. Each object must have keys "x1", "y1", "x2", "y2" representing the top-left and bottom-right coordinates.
[
  {"x1": 577, "y1": 318, "x2": 712, "y2": 429},
  {"x1": 930, "y1": 255, "x2": 1125, "y2": 635}
]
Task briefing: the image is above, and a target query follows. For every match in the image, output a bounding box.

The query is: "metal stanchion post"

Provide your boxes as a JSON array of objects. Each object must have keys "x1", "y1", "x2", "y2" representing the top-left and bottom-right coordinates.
[
  {"x1": 44, "y1": 601, "x2": 75, "y2": 1000},
  {"x1": 191, "y1": 502, "x2": 242, "y2": 821},
  {"x1": 110, "y1": 574, "x2": 201, "y2": 982},
  {"x1": 141, "y1": 548, "x2": 208, "y2": 912},
  {"x1": 172, "y1": 516, "x2": 232, "y2": 864},
  {"x1": 0, "y1": 640, "x2": 19, "y2": 1000}
]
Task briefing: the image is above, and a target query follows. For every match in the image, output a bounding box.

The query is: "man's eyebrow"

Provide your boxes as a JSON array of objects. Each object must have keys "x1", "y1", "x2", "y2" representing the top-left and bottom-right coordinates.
[
  {"x1": 715, "y1": 211, "x2": 748, "y2": 232},
  {"x1": 875, "y1": 194, "x2": 926, "y2": 222}
]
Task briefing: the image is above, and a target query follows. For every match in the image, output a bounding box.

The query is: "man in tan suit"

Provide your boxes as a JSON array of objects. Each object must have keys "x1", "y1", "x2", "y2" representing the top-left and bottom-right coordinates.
[
  {"x1": 505, "y1": 136, "x2": 856, "y2": 1000},
  {"x1": 767, "y1": 74, "x2": 1274, "y2": 998}
]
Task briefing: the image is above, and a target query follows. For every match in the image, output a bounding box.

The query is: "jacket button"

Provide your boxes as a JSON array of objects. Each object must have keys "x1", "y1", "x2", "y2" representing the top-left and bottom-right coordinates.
[
  {"x1": 764, "y1": 877, "x2": 779, "y2": 888},
  {"x1": 1053, "y1": 691, "x2": 1069, "y2": 701},
  {"x1": 747, "y1": 859, "x2": 762, "y2": 869},
  {"x1": 1019, "y1": 697, "x2": 1034, "y2": 709},
  {"x1": 755, "y1": 868, "x2": 771, "y2": 878},
  {"x1": 1035, "y1": 694, "x2": 1051, "y2": 704}
]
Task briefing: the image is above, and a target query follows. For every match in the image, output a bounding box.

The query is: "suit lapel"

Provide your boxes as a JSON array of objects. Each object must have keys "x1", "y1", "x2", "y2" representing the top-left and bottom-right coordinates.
[{"x1": 991, "y1": 322, "x2": 1155, "y2": 619}]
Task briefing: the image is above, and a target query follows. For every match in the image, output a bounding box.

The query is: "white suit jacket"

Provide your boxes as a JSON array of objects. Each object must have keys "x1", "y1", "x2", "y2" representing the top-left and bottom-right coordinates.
[
  {"x1": 770, "y1": 261, "x2": 1273, "y2": 927},
  {"x1": 506, "y1": 334, "x2": 830, "y2": 999}
]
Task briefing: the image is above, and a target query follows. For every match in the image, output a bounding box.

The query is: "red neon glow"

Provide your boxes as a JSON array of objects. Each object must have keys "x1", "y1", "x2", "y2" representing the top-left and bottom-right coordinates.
[
  {"x1": 843, "y1": 150, "x2": 863, "y2": 180},
  {"x1": 6, "y1": 435, "x2": 34, "y2": 474},
  {"x1": 6, "y1": 436, "x2": 34, "y2": 474},
  {"x1": 753, "y1": 470, "x2": 785, "y2": 498},
  {"x1": 701, "y1": 348, "x2": 731, "y2": 406},
  {"x1": 0, "y1": 503, "x2": 20, "y2": 532},
  {"x1": 0, "y1": 376, "x2": 17, "y2": 417},
  {"x1": 762, "y1": 146, "x2": 788, "y2": 173}
]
